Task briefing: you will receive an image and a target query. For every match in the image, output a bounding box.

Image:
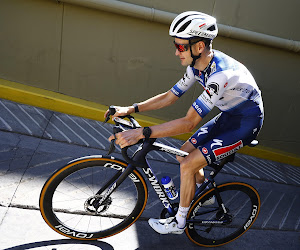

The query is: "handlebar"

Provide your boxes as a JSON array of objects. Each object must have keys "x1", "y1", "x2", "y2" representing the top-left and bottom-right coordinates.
[{"x1": 104, "y1": 105, "x2": 150, "y2": 167}]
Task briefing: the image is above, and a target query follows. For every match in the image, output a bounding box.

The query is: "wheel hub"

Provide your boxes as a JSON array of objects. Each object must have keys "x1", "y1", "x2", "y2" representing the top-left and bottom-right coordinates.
[
  {"x1": 85, "y1": 195, "x2": 112, "y2": 214},
  {"x1": 216, "y1": 208, "x2": 232, "y2": 224}
]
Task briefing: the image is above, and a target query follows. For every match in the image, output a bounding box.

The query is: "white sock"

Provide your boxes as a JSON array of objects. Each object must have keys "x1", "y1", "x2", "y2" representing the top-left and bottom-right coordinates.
[{"x1": 175, "y1": 205, "x2": 190, "y2": 229}]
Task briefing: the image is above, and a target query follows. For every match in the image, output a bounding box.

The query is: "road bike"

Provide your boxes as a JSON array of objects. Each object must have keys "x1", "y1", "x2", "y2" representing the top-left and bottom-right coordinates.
[{"x1": 39, "y1": 107, "x2": 260, "y2": 247}]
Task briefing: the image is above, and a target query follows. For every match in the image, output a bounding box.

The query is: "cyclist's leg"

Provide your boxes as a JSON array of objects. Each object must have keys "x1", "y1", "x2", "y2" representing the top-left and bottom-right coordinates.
[
  {"x1": 177, "y1": 113, "x2": 221, "y2": 185},
  {"x1": 178, "y1": 148, "x2": 208, "y2": 208},
  {"x1": 149, "y1": 127, "x2": 211, "y2": 234},
  {"x1": 171, "y1": 114, "x2": 223, "y2": 230},
  {"x1": 148, "y1": 149, "x2": 207, "y2": 234},
  {"x1": 177, "y1": 141, "x2": 205, "y2": 184}
]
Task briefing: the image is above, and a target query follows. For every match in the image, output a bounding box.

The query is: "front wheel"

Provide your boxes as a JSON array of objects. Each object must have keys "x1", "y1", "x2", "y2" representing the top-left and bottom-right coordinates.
[
  {"x1": 186, "y1": 182, "x2": 260, "y2": 247},
  {"x1": 39, "y1": 156, "x2": 148, "y2": 240}
]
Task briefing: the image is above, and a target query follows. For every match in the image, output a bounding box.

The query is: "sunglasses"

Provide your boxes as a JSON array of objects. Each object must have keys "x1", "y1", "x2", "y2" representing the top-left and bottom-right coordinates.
[
  {"x1": 173, "y1": 39, "x2": 204, "y2": 52},
  {"x1": 173, "y1": 41, "x2": 190, "y2": 52}
]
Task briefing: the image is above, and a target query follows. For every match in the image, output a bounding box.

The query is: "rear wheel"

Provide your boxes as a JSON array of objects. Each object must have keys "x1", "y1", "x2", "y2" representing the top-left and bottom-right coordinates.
[
  {"x1": 186, "y1": 182, "x2": 260, "y2": 247},
  {"x1": 39, "y1": 156, "x2": 148, "y2": 240}
]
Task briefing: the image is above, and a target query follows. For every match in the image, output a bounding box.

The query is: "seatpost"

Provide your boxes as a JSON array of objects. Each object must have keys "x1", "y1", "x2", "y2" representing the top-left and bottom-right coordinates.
[
  {"x1": 209, "y1": 153, "x2": 236, "y2": 178},
  {"x1": 194, "y1": 154, "x2": 235, "y2": 197}
]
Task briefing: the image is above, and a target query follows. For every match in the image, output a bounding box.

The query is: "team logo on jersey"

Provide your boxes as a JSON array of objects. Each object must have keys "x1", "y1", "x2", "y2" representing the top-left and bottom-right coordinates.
[
  {"x1": 210, "y1": 62, "x2": 216, "y2": 76},
  {"x1": 178, "y1": 73, "x2": 189, "y2": 87},
  {"x1": 183, "y1": 72, "x2": 190, "y2": 82},
  {"x1": 211, "y1": 139, "x2": 223, "y2": 149},
  {"x1": 206, "y1": 82, "x2": 219, "y2": 98},
  {"x1": 213, "y1": 140, "x2": 243, "y2": 161},
  {"x1": 197, "y1": 127, "x2": 208, "y2": 136},
  {"x1": 202, "y1": 147, "x2": 208, "y2": 154},
  {"x1": 191, "y1": 138, "x2": 197, "y2": 145}
]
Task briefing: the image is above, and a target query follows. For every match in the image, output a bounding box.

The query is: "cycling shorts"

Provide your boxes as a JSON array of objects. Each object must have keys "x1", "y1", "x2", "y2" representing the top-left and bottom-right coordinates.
[{"x1": 189, "y1": 112, "x2": 263, "y2": 165}]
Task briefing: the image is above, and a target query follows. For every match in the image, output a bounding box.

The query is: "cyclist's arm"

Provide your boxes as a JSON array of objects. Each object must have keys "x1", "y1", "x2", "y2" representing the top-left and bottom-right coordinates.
[
  {"x1": 111, "y1": 106, "x2": 202, "y2": 147},
  {"x1": 147, "y1": 105, "x2": 202, "y2": 138},
  {"x1": 106, "y1": 90, "x2": 179, "y2": 118},
  {"x1": 141, "y1": 66, "x2": 196, "y2": 112},
  {"x1": 105, "y1": 66, "x2": 195, "y2": 118},
  {"x1": 134, "y1": 90, "x2": 179, "y2": 113}
]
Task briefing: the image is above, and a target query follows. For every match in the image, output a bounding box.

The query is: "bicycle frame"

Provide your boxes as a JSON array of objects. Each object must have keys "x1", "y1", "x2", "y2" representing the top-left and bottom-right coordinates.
[
  {"x1": 186, "y1": 159, "x2": 234, "y2": 226},
  {"x1": 93, "y1": 139, "x2": 176, "y2": 215},
  {"x1": 40, "y1": 108, "x2": 261, "y2": 245},
  {"x1": 94, "y1": 138, "x2": 231, "y2": 221}
]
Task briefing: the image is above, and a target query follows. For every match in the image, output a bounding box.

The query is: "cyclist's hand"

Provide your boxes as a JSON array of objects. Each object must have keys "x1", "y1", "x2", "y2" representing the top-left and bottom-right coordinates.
[
  {"x1": 104, "y1": 106, "x2": 134, "y2": 120},
  {"x1": 109, "y1": 128, "x2": 143, "y2": 148}
]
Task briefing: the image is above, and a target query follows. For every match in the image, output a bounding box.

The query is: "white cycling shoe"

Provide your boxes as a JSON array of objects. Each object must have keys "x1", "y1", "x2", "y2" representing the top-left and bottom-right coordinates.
[{"x1": 148, "y1": 217, "x2": 185, "y2": 235}]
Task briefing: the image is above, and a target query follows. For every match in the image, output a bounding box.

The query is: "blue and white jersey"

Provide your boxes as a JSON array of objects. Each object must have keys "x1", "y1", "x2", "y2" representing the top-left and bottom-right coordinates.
[{"x1": 171, "y1": 50, "x2": 264, "y2": 118}]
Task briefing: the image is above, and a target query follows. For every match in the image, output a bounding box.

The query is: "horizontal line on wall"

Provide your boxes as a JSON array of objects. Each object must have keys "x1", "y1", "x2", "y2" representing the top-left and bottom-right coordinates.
[{"x1": 59, "y1": 0, "x2": 300, "y2": 53}]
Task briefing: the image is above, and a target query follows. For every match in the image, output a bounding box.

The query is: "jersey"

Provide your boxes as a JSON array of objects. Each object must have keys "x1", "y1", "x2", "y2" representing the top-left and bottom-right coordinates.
[{"x1": 171, "y1": 50, "x2": 264, "y2": 118}]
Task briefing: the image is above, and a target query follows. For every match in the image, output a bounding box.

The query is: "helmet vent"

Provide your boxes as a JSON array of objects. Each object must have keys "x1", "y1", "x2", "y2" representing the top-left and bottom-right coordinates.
[
  {"x1": 178, "y1": 20, "x2": 192, "y2": 33},
  {"x1": 172, "y1": 14, "x2": 195, "y2": 32},
  {"x1": 207, "y1": 25, "x2": 216, "y2": 31}
]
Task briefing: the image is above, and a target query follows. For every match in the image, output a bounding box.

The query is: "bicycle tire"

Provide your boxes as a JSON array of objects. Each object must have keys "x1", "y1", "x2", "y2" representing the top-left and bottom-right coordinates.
[
  {"x1": 39, "y1": 155, "x2": 148, "y2": 240},
  {"x1": 186, "y1": 182, "x2": 260, "y2": 247}
]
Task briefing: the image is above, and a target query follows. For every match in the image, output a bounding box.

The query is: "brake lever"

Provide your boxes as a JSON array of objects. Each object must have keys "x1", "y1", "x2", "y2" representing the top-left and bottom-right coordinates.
[
  {"x1": 103, "y1": 115, "x2": 110, "y2": 124},
  {"x1": 103, "y1": 106, "x2": 117, "y2": 124},
  {"x1": 108, "y1": 126, "x2": 124, "y2": 155},
  {"x1": 108, "y1": 139, "x2": 116, "y2": 155}
]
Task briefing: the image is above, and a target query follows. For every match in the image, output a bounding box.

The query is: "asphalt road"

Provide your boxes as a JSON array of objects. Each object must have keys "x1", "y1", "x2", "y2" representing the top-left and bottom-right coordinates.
[{"x1": 0, "y1": 98, "x2": 299, "y2": 250}]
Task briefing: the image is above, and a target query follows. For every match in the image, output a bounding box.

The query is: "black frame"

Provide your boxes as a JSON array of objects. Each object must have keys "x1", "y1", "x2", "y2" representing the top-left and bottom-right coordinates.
[{"x1": 95, "y1": 136, "x2": 232, "y2": 223}]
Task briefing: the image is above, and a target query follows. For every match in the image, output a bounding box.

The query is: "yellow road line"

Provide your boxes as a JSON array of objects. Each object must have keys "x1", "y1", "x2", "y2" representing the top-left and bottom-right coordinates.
[{"x1": 0, "y1": 78, "x2": 299, "y2": 166}]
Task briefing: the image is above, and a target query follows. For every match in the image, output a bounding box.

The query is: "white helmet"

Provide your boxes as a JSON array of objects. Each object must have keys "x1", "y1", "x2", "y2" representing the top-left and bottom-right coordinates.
[{"x1": 169, "y1": 11, "x2": 218, "y2": 40}]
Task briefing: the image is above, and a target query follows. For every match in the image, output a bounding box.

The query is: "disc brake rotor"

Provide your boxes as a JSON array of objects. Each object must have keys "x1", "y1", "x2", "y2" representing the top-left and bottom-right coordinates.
[{"x1": 85, "y1": 195, "x2": 112, "y2": 214}]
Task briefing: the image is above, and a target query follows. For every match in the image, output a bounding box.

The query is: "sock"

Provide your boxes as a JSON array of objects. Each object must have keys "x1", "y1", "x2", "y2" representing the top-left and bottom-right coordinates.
[{"x1": 175, "y1": 205, "x2": 190, "y2": 229}]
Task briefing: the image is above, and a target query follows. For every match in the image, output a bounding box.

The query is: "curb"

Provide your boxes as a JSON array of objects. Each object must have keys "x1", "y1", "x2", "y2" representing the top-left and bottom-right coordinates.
[{"x1": 0, "y1": 78, "x2": 299, "y2": 167}]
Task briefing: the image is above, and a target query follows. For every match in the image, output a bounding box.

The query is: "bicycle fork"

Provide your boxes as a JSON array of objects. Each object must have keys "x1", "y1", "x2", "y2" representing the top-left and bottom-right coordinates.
[{"x1": 91, "y1": 163, "x2": 135, "y2": 212}]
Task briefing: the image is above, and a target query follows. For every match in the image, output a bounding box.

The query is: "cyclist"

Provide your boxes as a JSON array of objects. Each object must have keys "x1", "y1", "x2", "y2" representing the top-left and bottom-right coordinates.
[{"x1": 107, "y1": 11, "x2": 264, "y2": 234}]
